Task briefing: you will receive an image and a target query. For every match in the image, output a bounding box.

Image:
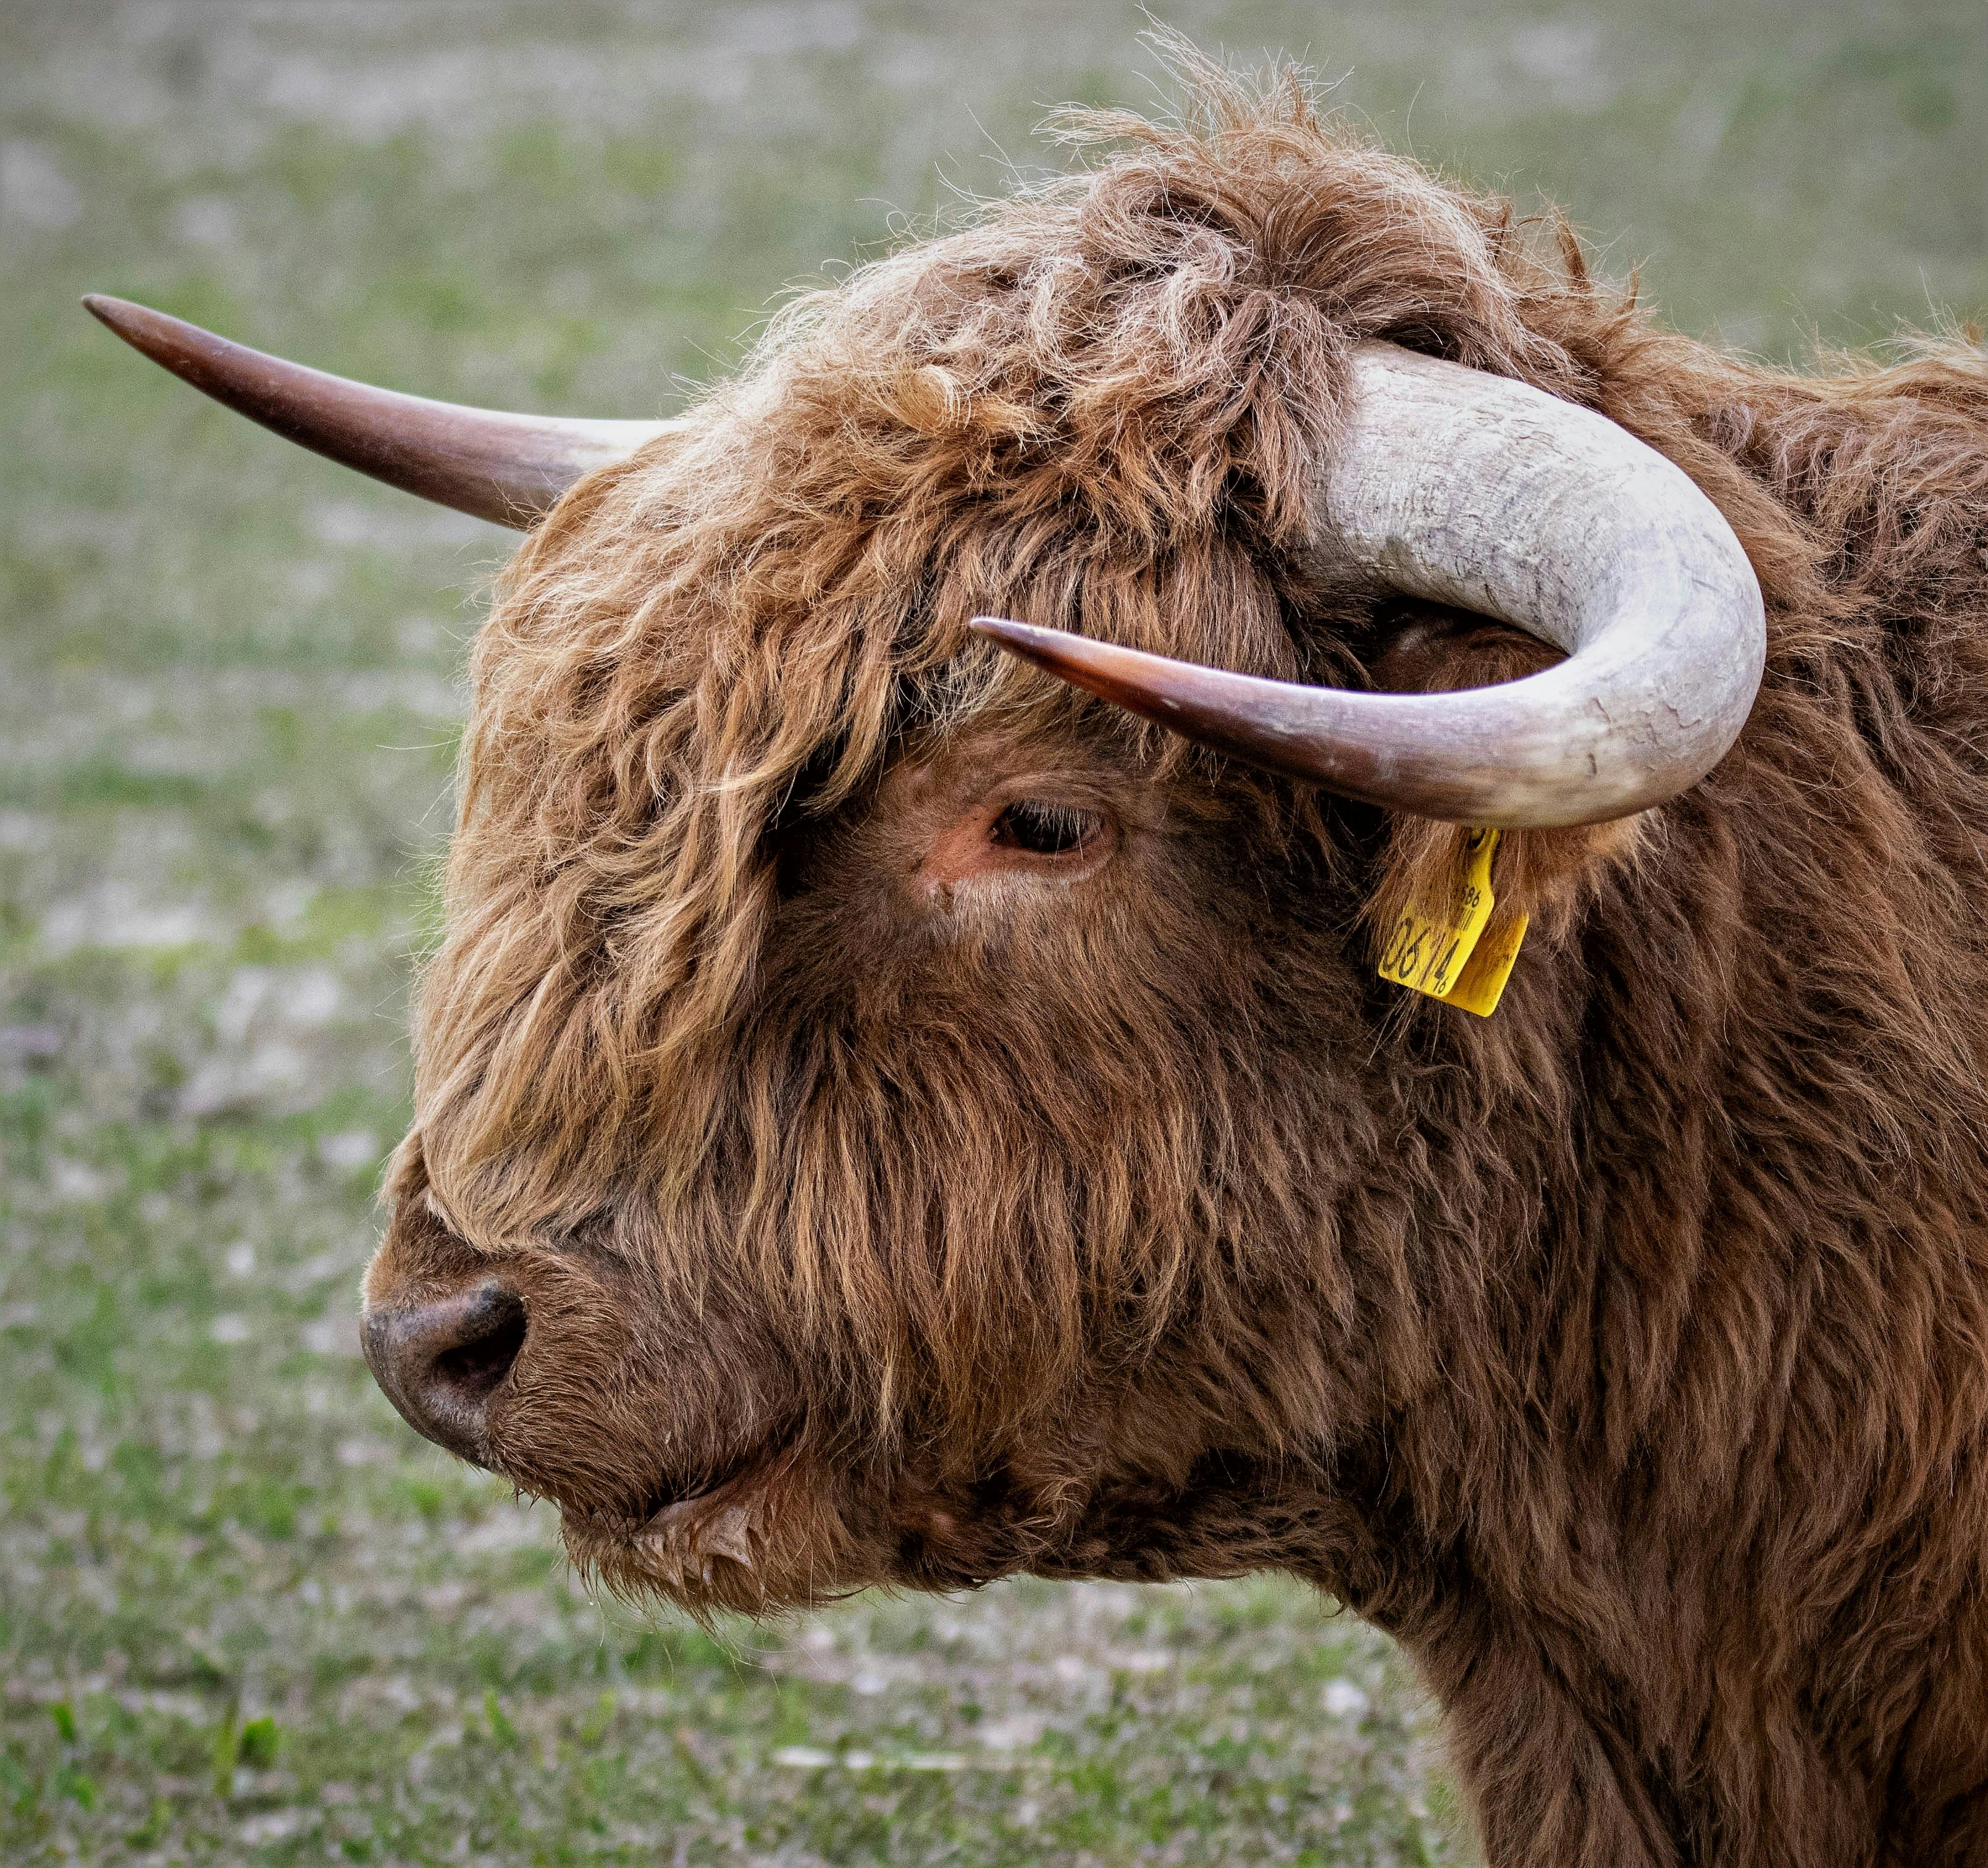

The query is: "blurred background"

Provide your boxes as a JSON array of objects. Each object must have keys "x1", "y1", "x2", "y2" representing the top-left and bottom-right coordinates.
[{"x1": 1, "y1": 3, "x2": 1978, "y2": 1862}]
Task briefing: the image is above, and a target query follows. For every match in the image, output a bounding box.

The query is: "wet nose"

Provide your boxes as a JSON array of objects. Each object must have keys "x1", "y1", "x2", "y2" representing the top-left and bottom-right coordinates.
[{"x1": 362, "y1": 1281, "x2": 526, "y2": 1466}]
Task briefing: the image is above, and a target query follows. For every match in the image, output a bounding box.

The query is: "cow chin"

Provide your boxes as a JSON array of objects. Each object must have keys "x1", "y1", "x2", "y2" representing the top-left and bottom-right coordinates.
[
  {"x1": 559, "y1": 1457, "x2": 865, "y2": 1617},
  {"x1": 552, "y1": 1445, "x2": 954, "y2": 1612}
]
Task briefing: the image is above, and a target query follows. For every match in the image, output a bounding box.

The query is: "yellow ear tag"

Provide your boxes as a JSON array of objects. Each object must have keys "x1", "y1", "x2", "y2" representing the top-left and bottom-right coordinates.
[
  {"x1": 1443, "y1": 906, "x2": 1529, "y2": 1016},
  {"x1": 1375, "y1": 827, "x2": 1528, "y2": 1017}
]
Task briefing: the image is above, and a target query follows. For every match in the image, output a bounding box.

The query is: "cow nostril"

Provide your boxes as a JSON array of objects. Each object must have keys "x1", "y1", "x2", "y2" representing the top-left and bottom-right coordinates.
[
  {"x1": 430, "y1": 1302, "x2": 527, "y2": 1400},
  {"x1": 363, "y1": 1281, "x2": 527, "y2": 1467}
]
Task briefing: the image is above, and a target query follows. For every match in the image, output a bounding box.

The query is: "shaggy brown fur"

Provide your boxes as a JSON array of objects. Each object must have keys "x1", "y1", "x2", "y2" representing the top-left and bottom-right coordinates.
[{"x1": 364, "y1": 44, "x2": 1988, "y2": 1868}]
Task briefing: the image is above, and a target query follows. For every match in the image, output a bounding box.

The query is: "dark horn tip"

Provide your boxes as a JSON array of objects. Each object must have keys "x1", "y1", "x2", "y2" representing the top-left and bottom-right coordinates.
[
  {"x1": 82, "y1": 293, "x2": 175, "y2": 356},
  {"x1": 970, "y1": 615, "x2": 1081, "y2": 663},
  {"x1": 971, "y1": 614, "x2": 1146, "y2": 683},
  {"x1": 971, "y1": 616, "x2": 1047, "y2": 639}
]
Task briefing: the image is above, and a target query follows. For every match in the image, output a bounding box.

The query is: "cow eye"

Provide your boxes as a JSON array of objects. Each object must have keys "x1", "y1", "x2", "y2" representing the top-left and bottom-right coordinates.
[{"x1": 991, "y1": 799, "x2": 1104, "y2": 857}]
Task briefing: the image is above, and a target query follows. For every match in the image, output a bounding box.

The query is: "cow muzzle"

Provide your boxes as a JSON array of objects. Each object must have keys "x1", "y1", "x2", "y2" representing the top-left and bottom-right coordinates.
[{"x1": 361, "y1": 1281, "x2": 527, "y2": 1466}]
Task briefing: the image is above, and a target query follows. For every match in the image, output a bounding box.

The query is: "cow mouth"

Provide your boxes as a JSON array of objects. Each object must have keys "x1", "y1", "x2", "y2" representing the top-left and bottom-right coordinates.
[
  {"x1": 560, "y1": 1474, "x2": 726, "y2": 1541},
  {"x1": 557, "y1": 1460, "x2": 776, "y2": 1600}
]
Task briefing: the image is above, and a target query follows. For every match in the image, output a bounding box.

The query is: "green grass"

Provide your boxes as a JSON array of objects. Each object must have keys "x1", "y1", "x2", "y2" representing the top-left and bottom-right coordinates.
[{"x1": 1, "y1": 2, "x2": 1979, "y2": 1861}]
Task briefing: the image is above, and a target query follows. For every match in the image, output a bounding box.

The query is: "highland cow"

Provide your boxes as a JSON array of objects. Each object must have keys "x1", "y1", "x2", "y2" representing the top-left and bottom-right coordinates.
[{"x1": 91, "y1": 52, "x2": 1988, "y2": 1868}]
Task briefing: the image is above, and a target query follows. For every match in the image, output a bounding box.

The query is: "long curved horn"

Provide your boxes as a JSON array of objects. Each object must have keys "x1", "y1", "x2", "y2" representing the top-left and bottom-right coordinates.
[
  {"x1": 974, "y1": 343, "x2": 1764, "y2": 828},
  {"x1": 83, "y1": 295, "x2": 679, "y2": 529}
]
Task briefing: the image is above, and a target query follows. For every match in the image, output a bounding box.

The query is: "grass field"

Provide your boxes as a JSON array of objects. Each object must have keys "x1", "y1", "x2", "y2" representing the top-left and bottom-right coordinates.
[{"x1": 1, "y1": 4, "x2": 1979, "y2": 1862}]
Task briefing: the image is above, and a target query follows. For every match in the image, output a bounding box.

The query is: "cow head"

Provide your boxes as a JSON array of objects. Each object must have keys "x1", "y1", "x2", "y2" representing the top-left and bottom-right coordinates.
[{"x1": 90, "y1": 60, "x2": 1761, "y2": 1615}]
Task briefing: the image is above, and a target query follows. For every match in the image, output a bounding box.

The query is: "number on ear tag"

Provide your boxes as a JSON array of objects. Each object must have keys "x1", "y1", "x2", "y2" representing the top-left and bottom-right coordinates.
[{"x1": 1375, "y1": 828, "x2": 1527, "y2": 1017}]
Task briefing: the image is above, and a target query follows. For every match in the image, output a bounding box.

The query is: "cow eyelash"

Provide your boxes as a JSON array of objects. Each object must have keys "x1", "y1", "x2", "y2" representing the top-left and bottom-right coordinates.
[{"x1": 991, "y1": 799, "x2": 1104, "y2": 857}]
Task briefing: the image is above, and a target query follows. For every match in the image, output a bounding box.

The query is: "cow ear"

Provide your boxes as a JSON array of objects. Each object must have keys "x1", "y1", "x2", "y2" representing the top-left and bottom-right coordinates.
[{"x1": 1364, "y1": 607, "x2": 1649, "y2": 963}]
